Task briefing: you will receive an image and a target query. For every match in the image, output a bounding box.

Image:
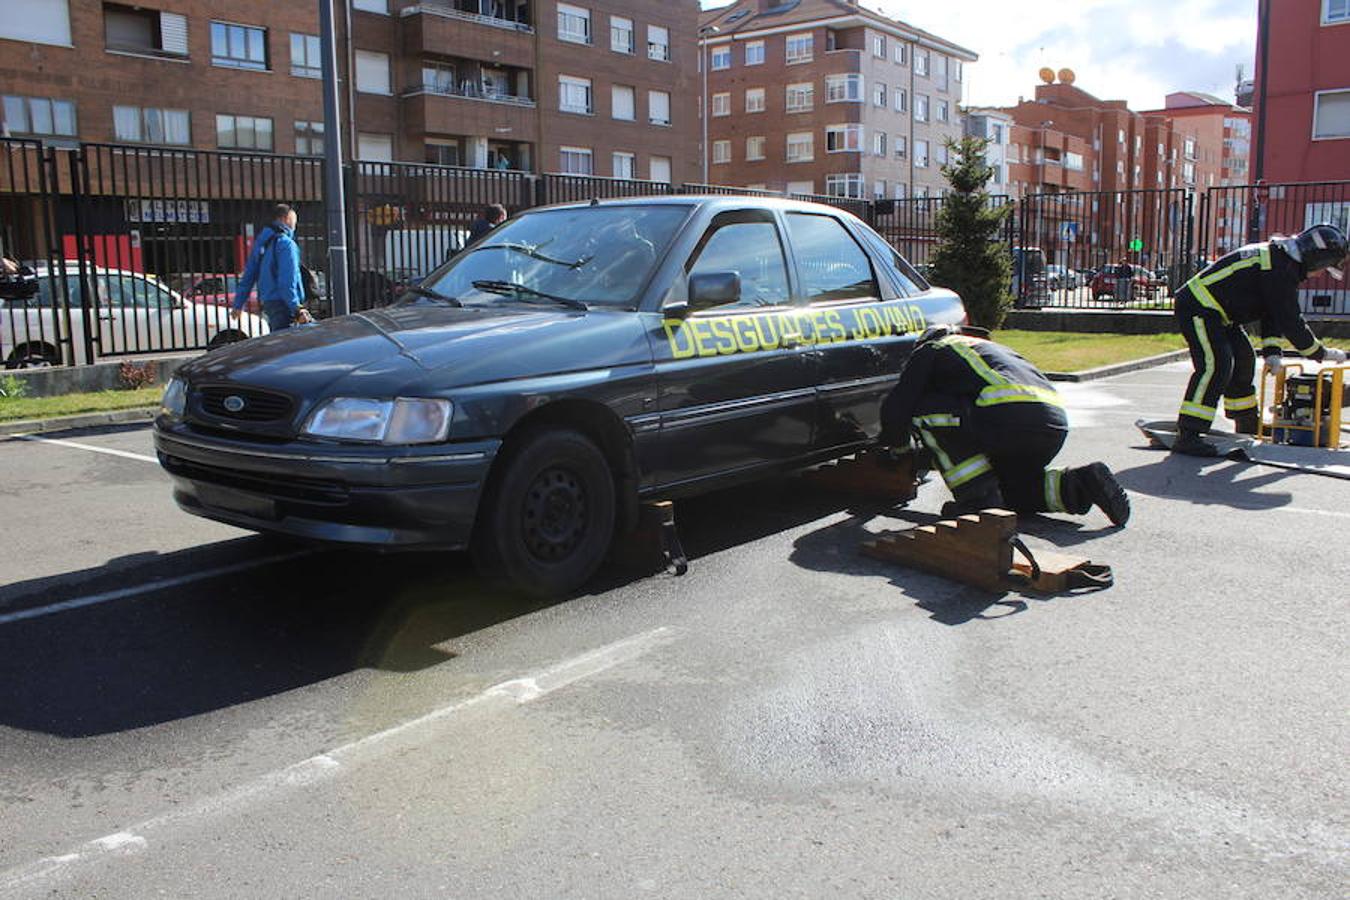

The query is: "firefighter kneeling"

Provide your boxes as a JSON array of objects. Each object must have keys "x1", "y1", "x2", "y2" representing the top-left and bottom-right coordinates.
[{"x1": 879, "y1": 325, "x2": 1130, "y2": 525}]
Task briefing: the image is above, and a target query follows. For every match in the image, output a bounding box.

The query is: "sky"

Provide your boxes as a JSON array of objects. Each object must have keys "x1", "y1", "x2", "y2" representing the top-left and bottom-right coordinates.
[{"x1": 702, "y1": 0, "x2": 1258, "y2": 111}]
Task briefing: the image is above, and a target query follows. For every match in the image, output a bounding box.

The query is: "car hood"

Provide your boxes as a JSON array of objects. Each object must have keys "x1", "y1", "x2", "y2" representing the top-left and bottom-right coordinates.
[{"x1": 178, "y1": 303, "x2": 651, "y2": 397}]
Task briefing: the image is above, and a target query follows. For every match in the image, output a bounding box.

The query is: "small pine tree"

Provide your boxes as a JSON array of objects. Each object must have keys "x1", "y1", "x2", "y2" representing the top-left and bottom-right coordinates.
[{"x1": 929, "y1": 137, "x2": 1013, "y2": 330}]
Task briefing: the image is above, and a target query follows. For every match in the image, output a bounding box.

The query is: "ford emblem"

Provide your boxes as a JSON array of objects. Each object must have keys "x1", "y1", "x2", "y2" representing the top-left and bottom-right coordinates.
[{"x1": 223, "y1": 395, "x2": 246, "y2": 413}]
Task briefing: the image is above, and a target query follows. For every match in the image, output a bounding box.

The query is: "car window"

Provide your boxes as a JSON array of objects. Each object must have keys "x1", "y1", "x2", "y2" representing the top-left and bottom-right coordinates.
[
  {"x1": 785, "y1": 213, "x2": 879, "y2": 303},
  {"x1": 106, "y1": 274, "x2": 176, "y2": 309},
  {"x1": 855, "y1": 223, "x2": 927, "y2": 295},
  {"x1": 686, "y1": 221, "x2": 790, "y2": 309},
  {"x1": 34, "y1": 275, "x2": 84, "y2": 309}
]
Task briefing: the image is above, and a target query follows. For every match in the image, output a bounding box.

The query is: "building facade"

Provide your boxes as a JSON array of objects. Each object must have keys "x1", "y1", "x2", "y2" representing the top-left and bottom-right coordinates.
[
  {"x1": 962, "y1": 107, "x2": 1012, "y2": 197},
  {"x1": 698, "y1": 0, "x2": 975, "y2": 200},
  {"x1": 0, "y1": 0, "x2": 700, "y2": 181}
]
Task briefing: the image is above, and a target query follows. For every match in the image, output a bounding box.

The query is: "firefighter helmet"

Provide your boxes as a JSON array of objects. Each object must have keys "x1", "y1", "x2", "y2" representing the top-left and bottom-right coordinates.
[{"x1": 1294, "y1": 224, "x2": 1349, "y2": 280}]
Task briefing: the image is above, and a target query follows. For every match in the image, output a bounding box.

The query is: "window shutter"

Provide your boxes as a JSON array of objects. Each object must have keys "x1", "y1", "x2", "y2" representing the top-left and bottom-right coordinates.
[{"x1": 159, "y1": 12, "x2": 188, "y2": 55}]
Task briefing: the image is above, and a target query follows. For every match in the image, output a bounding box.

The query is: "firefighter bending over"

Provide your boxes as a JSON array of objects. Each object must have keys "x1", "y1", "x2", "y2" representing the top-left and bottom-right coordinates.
[
  {"x1": 1171, "y1": 223, "x2": 1349, "y2": 456},
  {"x1": 879, "y1": 325, "x2": 1130, "y2": 525}
]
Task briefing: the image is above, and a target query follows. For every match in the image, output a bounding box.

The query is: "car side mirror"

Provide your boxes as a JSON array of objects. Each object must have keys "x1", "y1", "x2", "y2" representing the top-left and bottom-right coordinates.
[{"x1": 687, "y1": 271, "x2": 740, "y2": 311}]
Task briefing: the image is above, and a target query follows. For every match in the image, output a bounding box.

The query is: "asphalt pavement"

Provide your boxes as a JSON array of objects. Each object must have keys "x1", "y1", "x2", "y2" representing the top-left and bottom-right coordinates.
[{"x1": 0, "y1": 362, "x2": 1346, "y2": 899}]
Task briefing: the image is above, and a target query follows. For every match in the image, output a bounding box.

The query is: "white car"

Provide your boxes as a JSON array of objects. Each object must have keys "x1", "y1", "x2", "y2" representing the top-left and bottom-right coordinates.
[{"x1": 1, "y1": 265, "x2": 269, "y2": 367}]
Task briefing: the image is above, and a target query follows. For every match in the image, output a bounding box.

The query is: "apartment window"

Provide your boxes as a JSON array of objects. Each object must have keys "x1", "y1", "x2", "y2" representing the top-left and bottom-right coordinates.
[
  {"x1": 712, "y1": 92, "x2": 730, "y2": 117},
  {"x1": 935, "y1": 144, "x2": 948, "y2": 166},
  {"x1": 210, "y1": 21, "x2": 267, "y2": 71},
  {"x1": 1135, "y1": 135, "x2": 1142, "y2": 153},
  {"x1": 785, "y1": 32, "x2": 813, "y2": 64},
  {"x1": 786, "y1": 82, "x2": 814, "y2": 112},
  {"x1": 914, "y1": 138, "x2": 929, "y2": 167},
  {"x1": 557, "y1": 4, "x2": 590, "y2": 44},
  {"x1": 934, "y1": 55, "x2": 947, "y2": 89},
  {"x1": 353, "y1": 0, "x2": 388, "y2": 12},
  {"x1": 612, "y1": 151, "x2": 635, "y2": 179},
  {"x1": 1325, "y1": 0, "x2": 1350, "y2": 23},
  {"x1": 4, "y1": 0, "x2": 72, "y2": 47},
  {"x1": 893, "y1": 182, "x2": 906, "y2": 200},
  {"x1": 294, "y1": 120, "x2": 323, "y2": 156},
  {"x1": 826, "y1": 124, "x2": 863, "y2": 152},
  {"x1": 786, "y1": 131, "x2": 814, "y2": 162},
  {"x1": 559, "y1": 75, "x2": 593, "y2": 114},
  {"x1": 650, "y1": 156, "x2": 671, "y2": 183},
  {"x1": 1118, "y1": 128, "x2": 1125, "y2": 144},
  {"x1": 712, "y1": 140, "x2": 731, "y2": 164},
  {"x1": 745, "y1": 88, "x2": 765, "y2": 113},
  {"x1": 352, "y1": 49, "x2": 390, "y2": 94},
  {"x1": 611, "y1": 84, "x2": 635, "y2": 121},
  {"x1": 873, "y1": 179, "x2": 886, "y2": 199},
  {"x1": 786, "y1": 180, "x2": 814, "y2": 194},
  {"x1": 290, "y1": 33, "x2": 321, "y2": 78},
  {"x1": 872, "y1": 33, "x2": 885, "y2": 57},
  {"x1": 649, "y1": 90, "x2": 671, "y2": 125},
  {"x1": 915, "y1": 49, "x2": 928, "y2": 76},
  {"x1": 873, "y1": 82, "x2": 887, "y2": 107},
  {"x1": 894, "y1": 87, "x2": 907, "y2": 112},
  {"x1": 873, "y1": 130, "x2": 886, "y2": 156},
  {"x1": 710, "y1": 46, "x2": 731, "y2": 70},
  {"x1": 1, "y1": 95, "x2": 77, "y2": 137},
  {"x1": 357, "y1": 132, "x2": 393, "y2": 161},
  {"x1": 104, "y1": 4, "x2": 188, "y2": 58},
  {"x1": 953, "y1": 60, "x2": 962, "y2": 81},
  {"x1": 648, "y1": 25, "x2": 670, "y2": 61},
  {"x1": 991, "y1": 123, "x2": 1004, "y2": 143},
  {"x1": 826, "y1": 74, "x2": 864, "y2": 103},
  {"x1": 1314, "y1": 90, "x2": 1350, "y2": 138},
  {"x1": 1184, "y1": 136, "x2": 1197, "y2": 158},
  {"x1": 824, "y1": 173, "x2": 865, "y2": 199},
  {"x1": 216, "y1": 113, "x2": 273, "y2": 151},
  {"x1": 914, "y1": 94, "x2": 929, "y2": 122},
  {"x1": 936, "y1": 100, "x2": 949, "y2": 123},
  {"x1": 914, "y1": 185, "x2": 929, "y2": 199},
  {"x1": 426, "y1": 140, "x2": 460, "y2": 165},
  {"x1": 895, "y1": 135, "x2": 907, "y2": 158},
  {"x1": 559, "y1": 146, "x2": 593, "y2": 174},
  {"x1": 1117, "y1": 160, "x2": 1125, "y2": 175},
  {"x1": 893, "y1": 42, "x2": 907, "y2": 65},
  {"x1": 113, "y1": 105, "x2": 189, "y2": 145},
  {"x1": 746, "y1": 135, "x2": 766, "y2": 160},
  {"x1": 610, "y1": 15, "x2": 633, "y2": 54},
  {"x1": 421, "y1": 63, "x2": 456, "y2": 93},
  {"x1": 745, "y1": 40, "x2": 765, "y2": 65},
  {"x1": 1065, "y1": 151, "x2": 1084, "y2": 171}
]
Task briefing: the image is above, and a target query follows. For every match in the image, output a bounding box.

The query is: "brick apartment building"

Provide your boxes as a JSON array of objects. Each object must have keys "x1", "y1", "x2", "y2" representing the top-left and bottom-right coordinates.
[
  {"x1": 0, "y1": 0, "x2": 699, "y2": 181},
  {"x1": 698, "y1": 0, "x2": 975, "y2": 201}
]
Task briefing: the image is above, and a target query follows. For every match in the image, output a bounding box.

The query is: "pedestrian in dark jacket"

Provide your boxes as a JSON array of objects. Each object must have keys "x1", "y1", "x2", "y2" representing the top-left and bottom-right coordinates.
[
  {"x1": 467, "y1": 203, "x2": 507, "y2": 242},
  {"x1": 232, "y1": 203, "x2": 311, "y2": 331},
  {"x1": 879, "y1": 325, "x2": 1130, "y2": 524},
  {"x1": 1170, "y1": 223, "x2": 1349, "y2": 455}
]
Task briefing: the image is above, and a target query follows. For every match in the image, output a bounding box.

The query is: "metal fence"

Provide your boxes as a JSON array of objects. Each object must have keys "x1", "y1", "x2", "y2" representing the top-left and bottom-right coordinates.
[{"x1": 3, "y1": 135, "x2": 1348, "y2": 369}]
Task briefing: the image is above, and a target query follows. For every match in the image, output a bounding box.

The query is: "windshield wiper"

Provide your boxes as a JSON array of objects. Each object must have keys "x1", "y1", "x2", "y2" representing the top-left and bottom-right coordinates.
[
  {"x1": 473, "y1": 242, "x2": 592, "y2": 270},
  {"x1": 400, "y1": 284, "x2": 462, "y2": 307},
  {"x1": 471, "y1": 280, "x2": 589, "y2": 311}
]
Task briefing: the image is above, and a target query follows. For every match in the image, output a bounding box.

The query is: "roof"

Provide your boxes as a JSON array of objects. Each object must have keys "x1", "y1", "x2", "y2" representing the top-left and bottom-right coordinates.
[
  {"x1": 542, "y1": 194, "x2": 868, "y2": 218},
  {"x1": 699, "y1": 0, "x2": 977, "y2": 62}
]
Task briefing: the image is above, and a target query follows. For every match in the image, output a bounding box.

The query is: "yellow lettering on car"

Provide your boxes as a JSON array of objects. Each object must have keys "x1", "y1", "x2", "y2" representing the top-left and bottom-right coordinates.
[{"x1": 660, "y1": 303, "x2": 931, "y2": 359}]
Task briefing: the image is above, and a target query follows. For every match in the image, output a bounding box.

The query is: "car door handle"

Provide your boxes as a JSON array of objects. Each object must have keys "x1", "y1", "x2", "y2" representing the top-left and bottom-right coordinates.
[{"x1": 780, "y1": 332, "x2": 802, "y2": 349}]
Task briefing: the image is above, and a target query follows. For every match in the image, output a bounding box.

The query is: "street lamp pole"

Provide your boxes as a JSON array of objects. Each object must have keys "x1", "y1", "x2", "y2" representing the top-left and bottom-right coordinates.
[
  {"x1": 318, "y1": 0, "x2": 350, "y2": 317},
  {"x1": 699, "y1": 25, "x2": 719, "y2": 184}
]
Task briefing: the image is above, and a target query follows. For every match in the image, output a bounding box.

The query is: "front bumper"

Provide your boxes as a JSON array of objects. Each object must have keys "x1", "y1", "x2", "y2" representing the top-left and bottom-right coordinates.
[{"x1": 154, "y1": 418, "x2": 501, "y2": 549}]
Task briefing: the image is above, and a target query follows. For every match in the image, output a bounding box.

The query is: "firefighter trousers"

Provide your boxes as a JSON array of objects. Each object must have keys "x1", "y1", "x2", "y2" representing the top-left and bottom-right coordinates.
[
  {"x1": 1174, "y1": 289, "x2": 1257, "y2": 432},
  {"x1": 910, "y1": 394, "x2": 1092, "y2": 514}
]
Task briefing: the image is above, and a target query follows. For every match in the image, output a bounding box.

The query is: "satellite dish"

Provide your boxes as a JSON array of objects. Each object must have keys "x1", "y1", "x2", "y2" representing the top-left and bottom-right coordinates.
[
  {"x1": 1038, "y1": 67, "x2": 1055, "y2": 84},
  {"x1": 1058, "y1": 68, "x2": 1076, "y2": 85}
]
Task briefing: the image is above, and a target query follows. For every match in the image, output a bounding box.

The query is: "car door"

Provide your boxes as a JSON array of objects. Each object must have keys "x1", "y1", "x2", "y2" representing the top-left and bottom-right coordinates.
[{"x1": 647, "y1": 209, "x2": 817, "y2": 489}]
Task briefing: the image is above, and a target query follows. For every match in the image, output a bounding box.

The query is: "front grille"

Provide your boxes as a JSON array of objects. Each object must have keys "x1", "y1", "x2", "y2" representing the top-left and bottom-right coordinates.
[
  {"x1": 198, "y1": 386, "x2": 295, "y2": 423},
  {"x1": 161, "y1": 454, "x2": 349, "y2": 505}
]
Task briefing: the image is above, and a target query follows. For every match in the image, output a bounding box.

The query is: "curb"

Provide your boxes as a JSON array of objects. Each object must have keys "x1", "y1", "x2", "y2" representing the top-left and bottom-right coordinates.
[
  {"x1": 0, "y1": 406, "x2": 158, "y2": 437},
  {"x1": 1045, "y1": 349, "x2": 1191, "y2": 383}
]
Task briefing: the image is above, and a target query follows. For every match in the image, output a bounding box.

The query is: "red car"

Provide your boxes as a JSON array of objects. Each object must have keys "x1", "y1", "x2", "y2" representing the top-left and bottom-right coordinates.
[
  {"x1": 1090, "y1": 265, "x2": 1161, "y2": 301},
  {"x1": 174, "y1": 274, "x2": 261, "y2": 314}
]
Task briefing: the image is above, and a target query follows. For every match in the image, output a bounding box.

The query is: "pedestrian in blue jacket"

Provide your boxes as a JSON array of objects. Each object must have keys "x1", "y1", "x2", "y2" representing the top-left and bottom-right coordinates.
[{"x1": 231, "y1": 203, "x2": 312, "y2": 331}]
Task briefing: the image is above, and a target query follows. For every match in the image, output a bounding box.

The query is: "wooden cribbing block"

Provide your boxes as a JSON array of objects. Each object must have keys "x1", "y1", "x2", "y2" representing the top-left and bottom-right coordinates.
[
  {"x1": 1010, "y1": 547, "x2": 1094, "y2": 593},
  {"x1": 861, "y1": 508, "x2": 1018, "y2": 593},
  {"x1": 804, "y1": 449, "x2": 918, "y2": 501}
]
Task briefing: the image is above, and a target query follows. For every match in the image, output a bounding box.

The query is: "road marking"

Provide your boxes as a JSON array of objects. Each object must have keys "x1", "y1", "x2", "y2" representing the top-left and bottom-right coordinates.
[
  {"x1": 0, "y1": 627, "x2": 674, "y2": 894},
  {"x1": 15, "y1": 435, "x2": 157, "y2": 463},
  {"x1": 0, "y1": 551, "x2": 312, "y2": 626},
  {"x1": 1278, "y1": 506, "x2": 1350, "y2": 520}
]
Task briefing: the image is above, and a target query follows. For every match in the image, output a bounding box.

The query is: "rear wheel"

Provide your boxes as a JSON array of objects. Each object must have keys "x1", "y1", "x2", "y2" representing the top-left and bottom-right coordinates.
[
  {"x1": 6, "y1": 342, "x2": 59, "y2": 368},
  {"x1": 473, "y1": 428, "x2": 616, "y2": 597}
]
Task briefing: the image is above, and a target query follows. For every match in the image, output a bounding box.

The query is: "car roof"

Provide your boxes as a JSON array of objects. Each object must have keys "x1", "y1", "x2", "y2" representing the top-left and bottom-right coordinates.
[{"x1": 534, "y1": 194, "x2": 866, "y2": 220}]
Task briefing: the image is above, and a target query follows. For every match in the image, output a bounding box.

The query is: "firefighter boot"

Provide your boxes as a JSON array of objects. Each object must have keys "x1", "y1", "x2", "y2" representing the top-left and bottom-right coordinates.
[
  {"x1": 940, "y1": 480, "x2": 1006, "y2": 517},
  {"x1": 1232, "y1": 410, "x2": 1259, "y2": 435},
  {"x1": 1078, "y1": 462, "x2": 1131, "y2": 526},
  {"x1": 1170, "y1": 424, "x2": 1219, "y2": 457}
]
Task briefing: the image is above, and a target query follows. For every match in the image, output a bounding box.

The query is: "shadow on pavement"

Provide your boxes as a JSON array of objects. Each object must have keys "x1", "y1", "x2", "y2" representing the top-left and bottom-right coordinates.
[
  {"x1": 1112, "y1": 450, "x2": 1295, "y2": 510},
  {"x1": 0, "y1": 474, "x2": 860, "y2": 738}
]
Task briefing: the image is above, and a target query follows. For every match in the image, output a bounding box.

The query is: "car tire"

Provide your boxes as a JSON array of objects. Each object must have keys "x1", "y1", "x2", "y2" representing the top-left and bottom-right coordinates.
[
  {"x1": 208, "y1": 331, "x2": 246, "y2": 349},
  {"x1": 473, "y1": 428, "x2": 616, "y2": 598},
  {"x1": 6, "y1": 342, "x2": 59, "y2": 368}
]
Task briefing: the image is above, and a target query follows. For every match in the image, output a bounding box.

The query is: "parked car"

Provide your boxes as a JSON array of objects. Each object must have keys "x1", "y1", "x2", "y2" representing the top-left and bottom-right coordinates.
[
  {"x1": 1045, "y1": 264, "x2": 1082, "y2": 291},
  {"x1": 154, "y1": 196, "x2": 964, "y2": 595},
  {"x1": 1011, "y1": 247, "x2": 1050, "y2": 307},
  {"x1": 1, "y1": 265, "x2": 268, "y2": 367},
  {"x1": 175, "y1": 273, "x2": 260, "y2": 314},
  {"x1": 1090, "y1": 265, "x2": 1161, "y2": 301}
]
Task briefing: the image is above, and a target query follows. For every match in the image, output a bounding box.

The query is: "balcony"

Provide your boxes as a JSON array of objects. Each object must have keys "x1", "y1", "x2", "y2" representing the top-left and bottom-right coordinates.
[
  {"x1": 402, "y1": 89, "x2": 539, "y2": 146},
  {"x1": 401, "y1": 3, "x2": 534, "y2": 68},
  {"x1": 400, "y1": 0, "x2": 532, "y2": 32},
  {"x1": 404, "y1": 81, "x2": 535, "y2": 109}
]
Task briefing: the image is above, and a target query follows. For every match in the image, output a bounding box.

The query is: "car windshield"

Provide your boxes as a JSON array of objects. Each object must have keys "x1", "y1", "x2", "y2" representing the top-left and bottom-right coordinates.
[{"x1": 422, "y1": 205, "x2": 691, "y2": 308}]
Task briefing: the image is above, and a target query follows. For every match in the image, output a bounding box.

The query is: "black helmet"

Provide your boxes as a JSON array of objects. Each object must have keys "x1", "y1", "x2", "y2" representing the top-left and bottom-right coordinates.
[
  {"x1": 1294, "y1": 224, "x2": 1349, "y2": 280},
  {"x1": 916, "y1": 324, "x2": 958, "y2": 347}
]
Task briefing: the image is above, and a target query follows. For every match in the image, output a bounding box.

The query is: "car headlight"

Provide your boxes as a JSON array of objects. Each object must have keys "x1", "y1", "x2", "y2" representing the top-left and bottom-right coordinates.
[
  {"x1": 161, "y1": 377, "x2": 187, "y2": 418},
  {"x1": 302, "y1": 397, "x2": 452, "y2": 444}
]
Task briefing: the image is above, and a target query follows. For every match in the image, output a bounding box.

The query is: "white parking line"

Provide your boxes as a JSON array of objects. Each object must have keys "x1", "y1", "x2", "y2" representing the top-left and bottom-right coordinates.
[
  {"x1": 15, "y1": 435, "x2": 157, "y2": 463},
  {"x1": 0, "y1": 626, "x2": 675, "y2": 894},
  {"x1": 0, "y1": 551, "x2": 312, "y2": 626}
]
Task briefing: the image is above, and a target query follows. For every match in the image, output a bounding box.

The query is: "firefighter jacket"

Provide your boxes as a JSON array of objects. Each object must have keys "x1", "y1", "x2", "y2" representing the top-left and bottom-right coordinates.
[
  {"x1": 1179, "y1": 242, "x2": 1325, "y2": 359},
  {"x1": 879, "y1": 334, "x2": 1066, "y2": 446}
]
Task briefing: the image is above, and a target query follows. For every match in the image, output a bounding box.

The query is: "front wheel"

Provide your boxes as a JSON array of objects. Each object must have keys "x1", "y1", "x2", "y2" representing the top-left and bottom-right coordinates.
[{"x1": 473, "y1": 428, "x2": 616, "y2": 597}]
